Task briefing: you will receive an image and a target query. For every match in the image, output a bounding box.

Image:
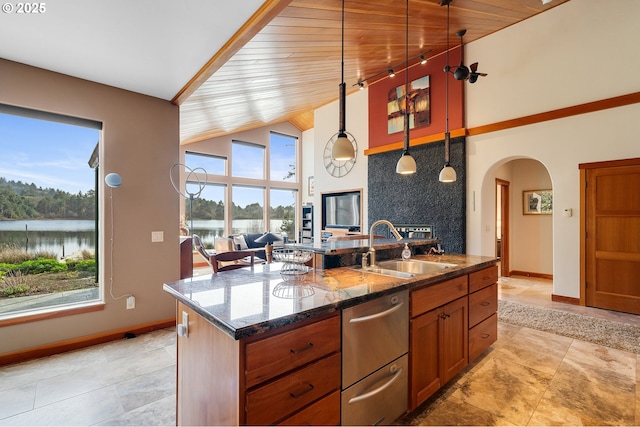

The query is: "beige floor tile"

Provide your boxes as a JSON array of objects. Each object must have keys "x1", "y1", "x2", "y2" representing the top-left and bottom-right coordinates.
[
  {"x1": 492, "y1": 327, "x2": 572, "y2": 376},
  {"x1": 451, "y1": 356, "x2": 554, "y2": 426}
]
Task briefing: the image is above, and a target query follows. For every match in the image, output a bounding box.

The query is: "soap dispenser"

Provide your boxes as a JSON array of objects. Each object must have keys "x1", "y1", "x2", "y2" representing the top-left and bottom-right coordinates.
[{"x1": 401, "y1": 243, "x2": 411, "y2": 261}]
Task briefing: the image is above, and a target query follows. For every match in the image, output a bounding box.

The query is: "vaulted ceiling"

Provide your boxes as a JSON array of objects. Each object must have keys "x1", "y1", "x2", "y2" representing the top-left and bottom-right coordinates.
[
  {"x1": 178, "y1": 0, "x2": 570, "y2": 144},
  {"x1": 0, "y1": 0, "x2": 570, "y2": 144}
]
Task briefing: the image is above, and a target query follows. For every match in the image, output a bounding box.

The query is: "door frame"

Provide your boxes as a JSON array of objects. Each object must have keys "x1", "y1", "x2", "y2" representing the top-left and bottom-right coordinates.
[{"x1": 496, "y1": 179, "x2": 510, "y2": 277}]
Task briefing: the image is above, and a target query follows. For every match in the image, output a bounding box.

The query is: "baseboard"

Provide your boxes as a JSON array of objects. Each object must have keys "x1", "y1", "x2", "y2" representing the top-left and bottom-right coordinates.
[
  {"x1": 0, "y1": 318, "x2": 176, "y2": 367},
  {"x1": 509, "y1": 270, "x2": 553, "y2": 280},
  {"x1": 551, "y1": 294, "x2": 580, "y2": 305}
]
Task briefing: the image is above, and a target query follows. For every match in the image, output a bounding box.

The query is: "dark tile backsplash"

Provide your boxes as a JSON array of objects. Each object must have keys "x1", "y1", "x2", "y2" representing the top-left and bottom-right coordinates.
[{"x1": 368, "y1": 137, "x2": 466, "y2": 254}]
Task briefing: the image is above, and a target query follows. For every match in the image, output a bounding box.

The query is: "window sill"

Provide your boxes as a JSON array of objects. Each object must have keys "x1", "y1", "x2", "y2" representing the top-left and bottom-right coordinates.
[{"x1": 0, "y1": 301, "x2": 105, "y2": 328}]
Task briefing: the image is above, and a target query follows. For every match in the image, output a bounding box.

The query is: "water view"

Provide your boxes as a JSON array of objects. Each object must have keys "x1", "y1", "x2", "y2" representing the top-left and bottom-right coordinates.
[{"x1": 0, "y1": 219, "x2": 291, "y2": 258}]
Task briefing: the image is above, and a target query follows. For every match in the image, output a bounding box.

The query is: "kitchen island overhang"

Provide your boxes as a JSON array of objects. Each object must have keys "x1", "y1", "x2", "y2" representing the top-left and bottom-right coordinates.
[{"x1": 163, "y1": 252, "x2": 497, "y2": 341}]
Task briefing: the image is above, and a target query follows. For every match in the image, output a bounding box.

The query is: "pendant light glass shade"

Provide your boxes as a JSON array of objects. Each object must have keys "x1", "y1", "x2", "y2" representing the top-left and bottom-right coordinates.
[
  {"x1": 439, "y1": 164, "x2": 457, "y2": 182},
  {"x1": 396, "y1": 152, "x2": 417, "y2": 174},
  {"x1": 333, "y1": 132, "x2": 354, "y2": 161}
]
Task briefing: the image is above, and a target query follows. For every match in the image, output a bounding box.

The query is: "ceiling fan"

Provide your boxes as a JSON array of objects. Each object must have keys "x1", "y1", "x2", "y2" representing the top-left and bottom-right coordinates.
[{"x1": 445, "y1": 29, "x2": 488, "y2": 83}]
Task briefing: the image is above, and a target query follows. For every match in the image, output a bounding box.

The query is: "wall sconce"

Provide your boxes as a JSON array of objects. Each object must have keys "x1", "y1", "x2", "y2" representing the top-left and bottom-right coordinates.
[{"x1": 105, "y1": 172, "x2": 122, "y2": 188}]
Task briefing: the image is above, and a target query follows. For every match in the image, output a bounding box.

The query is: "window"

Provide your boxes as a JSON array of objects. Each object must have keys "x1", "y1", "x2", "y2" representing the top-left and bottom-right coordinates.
[
  {"x1": 186, "y1": 183, "x2": 226, "y2": 247},
  {"x1": 232, "y1": 186, "x2": 265, "y2": 234},
  {"x1": 270, "y1": 132, "x2": 297, "y2": 183},
  {"x1": 270, "y1": 188, "x2": 296, "y2": 239},
  {"x1": 185, "y1": 151, "x2": 226, "y2": 176},
  {"x1": 232, "y1": 141, "x2": 264, "y2": 179},
  {"x1": 0, "y1": 107, "x2": 101, "y2": 317},
  {"x1": 184, "y1": 131, "x2": 300, "y2": 241}
]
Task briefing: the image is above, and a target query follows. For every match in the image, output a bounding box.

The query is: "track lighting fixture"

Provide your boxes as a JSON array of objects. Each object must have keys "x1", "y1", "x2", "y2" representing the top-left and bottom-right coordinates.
[
  {"x1": 357, "y1": 81, "x2": 365, "y2": 90},
  {"x1": 353, "y1": 50, "x2": 431, "y2": 89},
  {"x1": 396, "y1": 0, "x2": 416, "y2": 175},
  {"x1": 332, "y1": 0, "x2": 355, "y2": 161}
]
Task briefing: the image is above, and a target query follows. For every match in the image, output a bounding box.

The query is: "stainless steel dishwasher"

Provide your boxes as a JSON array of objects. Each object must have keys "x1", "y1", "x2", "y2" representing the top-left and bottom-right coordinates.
[{"x1": 341, "y1": 290, "x2": 408, "y2": 425}]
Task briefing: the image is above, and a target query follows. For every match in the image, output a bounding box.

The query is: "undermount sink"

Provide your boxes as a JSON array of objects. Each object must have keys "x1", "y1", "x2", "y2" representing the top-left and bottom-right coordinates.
[{"x1": 360, "y1": 259, "x2": 456, "y2": 278}]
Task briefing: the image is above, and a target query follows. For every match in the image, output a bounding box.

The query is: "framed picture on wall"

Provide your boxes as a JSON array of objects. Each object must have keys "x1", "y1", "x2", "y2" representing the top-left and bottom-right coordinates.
[
  {"x1": 523, "y1": 189, "x2": 552, "y2": 215},
  {"x1": 387, "y1": 75, "x2": 430, "y2": 134}
]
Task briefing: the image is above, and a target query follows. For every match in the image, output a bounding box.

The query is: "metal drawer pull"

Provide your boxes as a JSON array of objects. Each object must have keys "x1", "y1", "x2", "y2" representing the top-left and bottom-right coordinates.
[
  {"x1": 483, "y1": 276, "x2": 491, "y2": 280},
  {"x1": 290, "y1": 342, "x2": 314, "y2": 354},
  {"x1": 349, "y1": 302, "x2": 404, "y2": 323},
  {"x1": 480, "y1": 301, "x2": 491, "y2": 306},
  {"x1": 290, "y1": 383, "x2": 314, "y2": 399},
  {"x1": 481, "y1": 333, "x2": 491, "y2": 339},
  {"x1": 348, "y1": 367, "x2": 403, "y2": 404}
]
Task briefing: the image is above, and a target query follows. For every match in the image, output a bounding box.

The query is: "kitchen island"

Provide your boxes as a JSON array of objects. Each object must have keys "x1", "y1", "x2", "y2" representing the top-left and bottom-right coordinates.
[{"x1": 164, "y1": 249, "x2": 498, "y2": 426}]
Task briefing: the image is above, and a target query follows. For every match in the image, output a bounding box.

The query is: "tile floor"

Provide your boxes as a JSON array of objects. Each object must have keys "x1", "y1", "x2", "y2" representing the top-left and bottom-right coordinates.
[{"x1": 0, "y1": 275, "x2": 638, "y2": 426}]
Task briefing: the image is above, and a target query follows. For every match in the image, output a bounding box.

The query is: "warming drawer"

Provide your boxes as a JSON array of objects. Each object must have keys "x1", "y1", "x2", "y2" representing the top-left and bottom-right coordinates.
[{"x1": 341, "y1": 290, "x2": 408, "y2": 389}]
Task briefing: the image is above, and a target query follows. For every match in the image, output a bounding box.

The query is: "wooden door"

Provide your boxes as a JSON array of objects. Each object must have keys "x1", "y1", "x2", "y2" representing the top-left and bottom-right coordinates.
[
  {"x1": 409, "y1": 308, "x2": 441, "y2": 409},
  {"x1": 496, "y1": 179, "x2": 510, "y2": 277},
  {"x1": 440, "y1": 296, "x2": 468, "y2": 384},
  {"x1": 583, "y1": 160, "x2": 640, "y2": 314}
]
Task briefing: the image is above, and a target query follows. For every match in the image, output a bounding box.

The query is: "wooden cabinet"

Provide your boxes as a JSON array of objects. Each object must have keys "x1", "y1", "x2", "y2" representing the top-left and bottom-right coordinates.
[
  {"x1": 244, "y1": 316, "x2": 341, "y2": 425},
  {"x1": 175, "y1": 303, "x2": 340, "y2": 426},
  {"x1": 410, "y1": 277, "x2": 469, "y2": 409},
  {"x1": 468, "y1": 266, "x2": 498, "y2": 361},
  {"x1": 409, "y1": 265, "x2": 498, "y2": 410}
]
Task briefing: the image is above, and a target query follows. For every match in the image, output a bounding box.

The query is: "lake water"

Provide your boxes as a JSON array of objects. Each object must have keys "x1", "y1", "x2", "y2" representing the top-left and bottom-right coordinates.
[{"x1": 0, "y1": 219, "x2": 289, "y2": 258}]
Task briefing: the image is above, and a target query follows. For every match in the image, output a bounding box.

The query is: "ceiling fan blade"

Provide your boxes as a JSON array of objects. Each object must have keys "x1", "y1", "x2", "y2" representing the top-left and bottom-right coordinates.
[{"x1": 469, "y1": 62, "x2": 479, "y2": 72}]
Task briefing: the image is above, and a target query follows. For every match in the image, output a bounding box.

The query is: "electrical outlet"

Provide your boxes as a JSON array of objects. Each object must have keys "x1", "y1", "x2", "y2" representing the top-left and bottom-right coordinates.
[{"x1": 126, "y1": 295, "x2": 135, "y2": 309}]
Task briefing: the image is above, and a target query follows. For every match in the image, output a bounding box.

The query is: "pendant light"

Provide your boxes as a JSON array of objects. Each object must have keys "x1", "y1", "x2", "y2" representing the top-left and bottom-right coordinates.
[
  {"x1": 332, "y1": 0, "x2": 355, "y2": 161},
  {"x1": 439, "y1": 0, "x2": 457, "y2": 182},
  {"x1": 396, "y1": 0, "x2": 417, "y2": 175}
]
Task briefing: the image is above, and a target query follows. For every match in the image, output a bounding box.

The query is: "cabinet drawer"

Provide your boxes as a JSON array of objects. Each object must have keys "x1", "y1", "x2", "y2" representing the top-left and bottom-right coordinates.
[
  {"x1": 468, "y1": 283, "x2": 497, "y2": 328},
  {"x1": 469, "y1": 265, "x2": 498, "y2": 293},
  {"x1": 246, "y1": 352, "x2": 341, "y2": 426},
  {"x1": 245, "y1": 315, "x2": 340, "y2": 388},
  {"x1": 411, "y1": 275, "x2": 468, "y2": 317},
  {"x1": 469, "y1": 313, "x2": 497, "y2": 361},
  {"x1": 277, "y1": 390, "x2": 340, "y2": 426}
]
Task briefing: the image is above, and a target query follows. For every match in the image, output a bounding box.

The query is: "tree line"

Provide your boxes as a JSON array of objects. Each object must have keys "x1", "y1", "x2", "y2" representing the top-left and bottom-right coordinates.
[{"x1": 0, "y1": 178, "x2": 95, "y2": 220}]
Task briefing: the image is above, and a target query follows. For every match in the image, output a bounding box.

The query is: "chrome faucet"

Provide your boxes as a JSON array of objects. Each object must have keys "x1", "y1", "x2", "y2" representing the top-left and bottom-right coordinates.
[{"x1": 367, "y1": 220, "x2": 403, "y2": 267}]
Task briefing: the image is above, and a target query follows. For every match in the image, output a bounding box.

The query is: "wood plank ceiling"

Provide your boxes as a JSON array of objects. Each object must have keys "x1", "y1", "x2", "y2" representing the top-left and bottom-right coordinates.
[{"x1": 177, "y1": 0, "x2": 570, "y2": 145}]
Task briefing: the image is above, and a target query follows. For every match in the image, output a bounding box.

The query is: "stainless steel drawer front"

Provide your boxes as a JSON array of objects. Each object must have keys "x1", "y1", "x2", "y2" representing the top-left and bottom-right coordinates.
[
  {"x1": 342, "y1": 290, "x2": 408, "y2": 389},
  {"x1": 341, "y1": 355, "x2": 408, "y2": 426}
]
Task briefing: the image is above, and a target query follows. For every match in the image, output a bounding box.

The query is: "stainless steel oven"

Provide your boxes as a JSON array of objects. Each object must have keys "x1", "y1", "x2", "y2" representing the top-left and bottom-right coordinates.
[{"x1": 341, "y1": 290, "x2": 408, "y2": 425}]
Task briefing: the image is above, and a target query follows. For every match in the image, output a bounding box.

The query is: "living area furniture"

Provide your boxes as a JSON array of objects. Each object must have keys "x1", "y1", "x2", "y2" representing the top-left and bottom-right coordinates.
[
  {"x1": 179, "y1": 236, "x2": 192, "y2": 279},
  {"x1": 210, "y1": 251, "x2": 255, "y2": 273}
]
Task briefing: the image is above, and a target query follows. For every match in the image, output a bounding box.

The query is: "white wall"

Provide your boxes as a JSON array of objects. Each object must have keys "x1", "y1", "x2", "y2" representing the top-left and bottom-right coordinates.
[
  {"x1": 464, "y1": 0, "x2": 640, "y2": 298},
  {"x1": 312, "y1": 89, "x2": 369, "y2": 237}
]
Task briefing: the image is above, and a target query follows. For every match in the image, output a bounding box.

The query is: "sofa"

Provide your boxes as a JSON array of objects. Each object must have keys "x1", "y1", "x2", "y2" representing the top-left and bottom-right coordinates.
[{"x1": 215, "y1": 233, "x2": 284, "y2": 262}]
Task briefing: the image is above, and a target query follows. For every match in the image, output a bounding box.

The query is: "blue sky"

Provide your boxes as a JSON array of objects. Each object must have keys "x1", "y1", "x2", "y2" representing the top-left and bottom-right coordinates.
[{"x1": 0, "y1": 113, "x2": 98, "y2": 194}]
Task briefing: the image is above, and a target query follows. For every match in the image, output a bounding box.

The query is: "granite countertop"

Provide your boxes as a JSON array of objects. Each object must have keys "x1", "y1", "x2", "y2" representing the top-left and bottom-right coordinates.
[{"x1": 163, "y1": 253, "x2": 496, "y2": 340}]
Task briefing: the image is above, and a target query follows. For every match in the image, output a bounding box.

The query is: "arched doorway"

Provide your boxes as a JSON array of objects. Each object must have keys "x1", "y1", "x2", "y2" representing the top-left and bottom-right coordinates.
[{"x1": 484, "y1": 158, "x2": 553, "y2": 280}]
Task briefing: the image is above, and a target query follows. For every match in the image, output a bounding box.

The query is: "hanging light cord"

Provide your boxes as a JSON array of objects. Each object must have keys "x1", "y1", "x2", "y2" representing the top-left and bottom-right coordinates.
[
  {"x1": 403, "y1": 0, "x2": 410, "y2": 153},
  {"x1": 444, "y1": 1, "x2": 451, "y2": 164},
  {"x1": 339, "y1": 0, "x2": 346, "y2": 134}
]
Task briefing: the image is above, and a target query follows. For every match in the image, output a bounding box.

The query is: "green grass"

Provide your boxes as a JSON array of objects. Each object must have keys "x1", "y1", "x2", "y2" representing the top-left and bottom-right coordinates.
[{"x1": 0, "y1": 244, "x2": 97, "y2": 298}]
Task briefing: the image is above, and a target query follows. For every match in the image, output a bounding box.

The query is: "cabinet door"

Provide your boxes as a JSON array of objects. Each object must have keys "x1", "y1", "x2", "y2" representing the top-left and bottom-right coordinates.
[
  {"x1": 440, "y1": 296, "x2": 468, "y2": 384},
  {"x1": 410, "y1": 308, "x2": 441, "y2": 409}
]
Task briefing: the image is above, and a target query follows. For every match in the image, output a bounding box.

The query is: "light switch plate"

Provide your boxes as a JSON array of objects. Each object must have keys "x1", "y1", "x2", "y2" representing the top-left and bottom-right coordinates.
[{"x1": 151, "y1": 231, "x2": 164, "y2": 242}]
